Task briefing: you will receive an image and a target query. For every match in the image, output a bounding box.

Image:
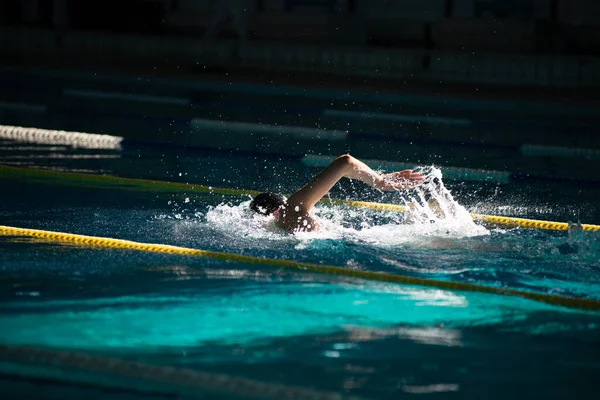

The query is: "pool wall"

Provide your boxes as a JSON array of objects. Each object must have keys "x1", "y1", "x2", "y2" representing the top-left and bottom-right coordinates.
[{"x1": 2, "y1": 25, "x2": 600, "y2": 90}]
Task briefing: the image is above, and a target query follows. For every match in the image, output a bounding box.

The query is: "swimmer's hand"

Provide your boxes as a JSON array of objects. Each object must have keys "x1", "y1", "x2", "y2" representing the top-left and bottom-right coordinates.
[{"x1": 375, "y1": 170, "x2": 425, "y2": 191}]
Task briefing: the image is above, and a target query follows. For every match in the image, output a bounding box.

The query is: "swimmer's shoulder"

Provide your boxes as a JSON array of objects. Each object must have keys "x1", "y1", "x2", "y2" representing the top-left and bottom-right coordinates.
[{"x1": 275, "y1": 207, "x2": 320, "y2": 233}]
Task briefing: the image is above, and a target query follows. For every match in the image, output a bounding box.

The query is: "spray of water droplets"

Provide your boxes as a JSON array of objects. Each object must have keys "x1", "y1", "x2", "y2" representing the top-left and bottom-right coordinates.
[{"x1": 202, "y1": 166, "x2": 488, "y2": 247}]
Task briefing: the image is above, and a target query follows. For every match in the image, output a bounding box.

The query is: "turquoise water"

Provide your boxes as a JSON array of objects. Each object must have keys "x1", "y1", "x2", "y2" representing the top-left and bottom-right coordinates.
[{"x1": 1, "y1": 138, "x2": 600, "y2": 399}]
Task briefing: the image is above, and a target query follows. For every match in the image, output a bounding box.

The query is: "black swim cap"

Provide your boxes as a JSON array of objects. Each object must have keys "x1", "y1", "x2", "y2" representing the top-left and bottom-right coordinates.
[{"x1": 250, "y1": 192, "x2": 287, "y2": 215}]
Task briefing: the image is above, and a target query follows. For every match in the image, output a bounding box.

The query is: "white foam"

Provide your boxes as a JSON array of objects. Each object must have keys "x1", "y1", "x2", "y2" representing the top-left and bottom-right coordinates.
[
  {"x1": 205, "y1": 200, "x2": 287, "y2": 242},
  {"x1": 203, "y1": 167, "x2": 488, "y2": 249}
]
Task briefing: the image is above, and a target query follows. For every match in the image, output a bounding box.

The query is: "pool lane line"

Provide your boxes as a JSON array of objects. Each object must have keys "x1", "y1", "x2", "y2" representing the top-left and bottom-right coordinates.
[
  {"x1": 63, "y1": 88, "x2": 191, "y2": 106},
  {"x1": 2, "y1": 164, "x2": 599, "y2": 232},
  {"x1": 521, "y1": 144, "x2": 600, "y2": 160},
  {"x1": 1, "y1": 224, "x2": 599, "y2": 312},
  {"x1": 0, "y1": 125, "x2": 123, "y2": 150},
  {"x1": 468, "y1": 214, "x2": 599, "y2": 232},
  {"x1": 0, "y1": 345, "x2": 359, "y2": 400},
  {"x1": 190, "y1": 118, "x2": 348, "y2": 141},
  {"x1": 0, "y1": 164, "x2": 261, "y2": 197},
  {"x1": 322, "y1": 109, "x2": 473, "y2": 126}
]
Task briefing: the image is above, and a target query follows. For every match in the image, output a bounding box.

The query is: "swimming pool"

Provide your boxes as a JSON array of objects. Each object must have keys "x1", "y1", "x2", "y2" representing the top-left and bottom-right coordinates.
[{"x1": 1, "y1": 131, "x2": 599, "y2": 399}]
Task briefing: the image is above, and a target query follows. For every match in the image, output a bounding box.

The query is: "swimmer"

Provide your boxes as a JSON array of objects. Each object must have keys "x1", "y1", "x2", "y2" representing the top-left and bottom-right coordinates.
[{"x1": 249, "y1": 154, "x2": 424, "y2": 232}]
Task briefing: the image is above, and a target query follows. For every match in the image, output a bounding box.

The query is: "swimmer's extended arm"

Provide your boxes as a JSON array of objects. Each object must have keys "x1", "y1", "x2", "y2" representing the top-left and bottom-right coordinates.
[{"x1": 287, "y1": 154, "x2": 423, "y2": 214}]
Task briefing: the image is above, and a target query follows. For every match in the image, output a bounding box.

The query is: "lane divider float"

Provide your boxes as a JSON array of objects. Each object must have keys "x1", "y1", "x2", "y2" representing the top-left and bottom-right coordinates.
[
  {"x1": 1, "y1": 224, "x2": 599, "y2": 311},
  {"x1": 0, "y1": 125, "x2": 122, "y2": 150}
]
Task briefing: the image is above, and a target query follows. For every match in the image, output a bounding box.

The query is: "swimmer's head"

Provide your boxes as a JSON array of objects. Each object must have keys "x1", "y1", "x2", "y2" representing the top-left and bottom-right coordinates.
[{"x1": 250, "y1": 192, "x2": 287, "y2": 215}]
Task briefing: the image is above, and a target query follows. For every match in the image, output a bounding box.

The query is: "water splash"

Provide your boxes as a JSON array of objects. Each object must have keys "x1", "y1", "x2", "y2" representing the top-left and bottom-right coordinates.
[
  {"x1": 203, "y1": 166, "x2": 488, "y2": 247},
  {"x1": 206, "y1": 200, "x2": 283, "y2": 241},
  {"x1": 394, "y1": 166, "x2": 488, "y2": 237}
]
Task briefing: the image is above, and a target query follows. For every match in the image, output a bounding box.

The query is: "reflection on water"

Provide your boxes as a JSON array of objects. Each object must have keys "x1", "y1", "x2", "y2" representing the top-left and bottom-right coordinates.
[
  {"x1": 402, "y1": 383, "x2": 460, "y2": 394},
  {"x1": 344, "y1": 325, "x2": 463, "y2": 347},
  {"x1": 0, "y1": 278, "x2": 574, "y2": 351}
]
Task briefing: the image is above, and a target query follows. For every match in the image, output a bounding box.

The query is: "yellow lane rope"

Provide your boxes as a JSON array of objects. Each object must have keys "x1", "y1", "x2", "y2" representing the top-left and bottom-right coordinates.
[
  {"x1": 1, "y1": 224, "x2": 599, "y2": 312},
  {"x1": 470, "y1": 214, "x2": 599, "y2": 231},
  {"x1": 1, "y1": 164, "x2": 599, "y2": 232},
  {"x1": 0, "y1": 164, "x2": 260, "y2": 197},
  {"x1": 0, "y1": 345, "x2": 358, "y2": 400}
]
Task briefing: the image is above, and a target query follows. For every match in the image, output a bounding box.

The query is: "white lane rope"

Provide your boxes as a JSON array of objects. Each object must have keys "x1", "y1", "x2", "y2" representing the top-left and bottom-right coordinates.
[{"x1": 0, "y1": 125, "x2": 123, "y2": 150}]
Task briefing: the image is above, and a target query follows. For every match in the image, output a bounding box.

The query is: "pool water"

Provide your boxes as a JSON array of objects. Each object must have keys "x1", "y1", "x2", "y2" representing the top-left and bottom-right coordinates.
[{"x1": 1, "y1": 138, "x2": 600, "y2": 399}]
